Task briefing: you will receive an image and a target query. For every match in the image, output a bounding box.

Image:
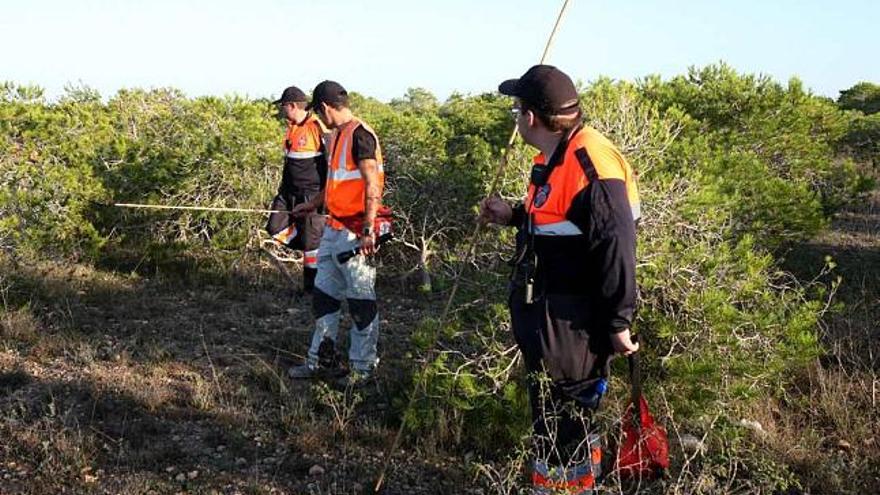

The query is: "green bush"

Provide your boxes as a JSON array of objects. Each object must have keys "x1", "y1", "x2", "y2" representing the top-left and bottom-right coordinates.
[
  {"x1": 0, "y1": 83, "x2": 110, "y2": 259},
  {"x1": 1, "y1": 66, "x2": 872, "y2": 489}
]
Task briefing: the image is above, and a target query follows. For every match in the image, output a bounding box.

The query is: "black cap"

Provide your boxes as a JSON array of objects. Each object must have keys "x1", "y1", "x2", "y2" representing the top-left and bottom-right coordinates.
[
  {"x1": 307, "y1": 80, "x2": 348, "y2": 110},
  {"x1": 273, "y1": 86, "x2": 307, "y2": 105},
  {"x1": 499, "y1": 65, "x2": 579, "y2": 114}
]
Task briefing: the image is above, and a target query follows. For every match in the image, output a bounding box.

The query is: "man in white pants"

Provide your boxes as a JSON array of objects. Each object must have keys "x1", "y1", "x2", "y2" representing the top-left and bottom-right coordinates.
[{"x1": 288, "y1": 81, "x2": 384, "y2": 385}]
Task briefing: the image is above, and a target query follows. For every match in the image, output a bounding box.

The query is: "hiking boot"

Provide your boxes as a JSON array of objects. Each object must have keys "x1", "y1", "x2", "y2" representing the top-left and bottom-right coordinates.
[
  {"x1": 288, "y1": 362, "x2": 349, "y2": 380},
  {"x1": 287, "y1": 363, "x2": 318, "y2": 379}
]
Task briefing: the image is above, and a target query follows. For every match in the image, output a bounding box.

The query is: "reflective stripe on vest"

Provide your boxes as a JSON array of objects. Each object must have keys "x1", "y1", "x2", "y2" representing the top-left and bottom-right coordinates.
[
  {"x1": 533, "y1": 220, "x2": 583, "y2": 236},
  {"x1": 328, "y1": 164, "x2": 386, "y2": 182},
  {"x1": 286, "y1": 150, "x2": 323, "y2": 159}
]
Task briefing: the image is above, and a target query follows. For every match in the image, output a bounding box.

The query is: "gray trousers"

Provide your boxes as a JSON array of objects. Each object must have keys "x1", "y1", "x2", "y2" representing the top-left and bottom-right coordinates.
[{"x1": 306, "y1": 226, "x2": 379, "y2": 372}]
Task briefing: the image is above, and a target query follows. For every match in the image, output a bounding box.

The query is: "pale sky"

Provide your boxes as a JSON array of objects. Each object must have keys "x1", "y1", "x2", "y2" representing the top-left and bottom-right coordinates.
[{"x1": 1, "y1": 0, "x2": 878, "y2": 102}]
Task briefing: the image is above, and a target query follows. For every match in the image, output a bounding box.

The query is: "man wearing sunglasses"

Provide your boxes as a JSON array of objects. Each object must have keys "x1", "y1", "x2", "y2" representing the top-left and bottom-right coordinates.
[
  {"x1": 479, "y1": 65, "x2": 641, "y2": 493},
  {"x1": 266, "y1": 85, "x2": 328, "y2": 293}
]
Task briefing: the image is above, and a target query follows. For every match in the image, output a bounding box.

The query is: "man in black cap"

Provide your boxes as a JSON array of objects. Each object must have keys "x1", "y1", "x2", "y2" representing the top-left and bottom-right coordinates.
[
  {"x1": 479, "y1": 65, "x2": 641, "y2": 492},
  {"x1": 266, "y1": 85, "x2": 328, "y2": 293},
  {"x1": 287, "y1": 81, "x2": 387, "y2": 386}
]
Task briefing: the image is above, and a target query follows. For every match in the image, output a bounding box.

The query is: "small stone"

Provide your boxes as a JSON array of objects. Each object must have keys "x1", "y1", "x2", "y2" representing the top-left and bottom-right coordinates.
[
  {"x1": 84, "y1": 474, "x2": 98, "y2": 484},
  {"x1": 172, "y1": 435, "x2": 181, "y2": 441},
  {"x1": 680, "y1": 434, "x2": 705, "y2": 454},
  {"x1": 216, "y1": 445, "x2": 226, "y2": 452},
  {"x1": 166, "y1": 466, "x2": 177, "y2": 473},
  {"x1": 837, "y1": 439, "x2": 853, "y2": 451},
  {"x1": 235, "y1": 457, "x2": 246, "y2": 465},
  {"x1": 187, "y1": 470, "x2": 199, "y2": 480},
  {"x1": 175, "y1": 473, "x2": 186, "y2": 482},
  {"x1": 308, "y1": 464, "x2": 325, "y2": 477},
  {"x1": 738, "y1": 419, "x2": 767, "y2": 438}
]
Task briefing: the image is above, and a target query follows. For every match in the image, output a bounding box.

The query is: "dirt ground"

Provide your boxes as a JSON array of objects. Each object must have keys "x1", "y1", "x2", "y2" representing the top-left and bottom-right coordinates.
[
  {"x1": 0, "y1": 253, "x2": 482, "y2": 494},
  {"x1": 1, "y1": 187, "x2": 878, "y2": 494}
]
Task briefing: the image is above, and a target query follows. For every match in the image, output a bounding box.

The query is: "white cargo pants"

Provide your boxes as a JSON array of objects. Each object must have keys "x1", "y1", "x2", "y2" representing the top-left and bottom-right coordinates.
[{"x1": 306, "y1": 226, "x2": 379, "y2": 372}]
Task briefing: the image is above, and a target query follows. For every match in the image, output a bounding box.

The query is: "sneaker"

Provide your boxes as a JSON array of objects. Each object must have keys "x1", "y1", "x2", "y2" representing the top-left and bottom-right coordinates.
[{"x1": 288, "y1": 363, "x2": 318, "y2": 379}]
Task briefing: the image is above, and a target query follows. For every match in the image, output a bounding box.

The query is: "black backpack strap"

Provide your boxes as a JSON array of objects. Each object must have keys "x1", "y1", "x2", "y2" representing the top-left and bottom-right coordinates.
[
  {"x1": 529, "y1": 124, "x2": 585, "y2": 188},
  {"x1": 574, "y1": 147, "x2": 599, "y2": 181}
]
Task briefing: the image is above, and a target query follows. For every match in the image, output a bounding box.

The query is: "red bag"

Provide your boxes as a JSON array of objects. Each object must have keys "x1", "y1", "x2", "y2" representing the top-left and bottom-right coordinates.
[
  {"x1": 616, "y1": 344, "x2": 670, "y2": 480},
  {"x1": 332, "y1": 206, "x2": 393, "y2": 238}
]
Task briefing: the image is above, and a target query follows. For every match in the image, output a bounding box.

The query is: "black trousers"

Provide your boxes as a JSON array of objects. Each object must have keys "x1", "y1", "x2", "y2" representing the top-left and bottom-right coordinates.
[
  {"x1": 510, "y1": 290, "x2": 611, "y2": 465},
  {"x1": 266, "y1": 193, "x2": 324, "y2": 291}
]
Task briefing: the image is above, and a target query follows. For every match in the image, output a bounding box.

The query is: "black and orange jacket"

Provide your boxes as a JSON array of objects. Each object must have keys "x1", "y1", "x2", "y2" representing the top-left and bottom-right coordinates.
[
  {"x1": 280, "y1": 112, "x2": 328, "y2": 198},
  {"x1": 510, "y1": 125, "x2": 640, "y2": 334}
]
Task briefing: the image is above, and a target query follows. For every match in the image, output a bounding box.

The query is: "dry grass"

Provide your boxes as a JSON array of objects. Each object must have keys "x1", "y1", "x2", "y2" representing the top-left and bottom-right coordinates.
[
  {"x1": 769, "y1": 187, "x2": 880, "y2": 494},
  {"x1": 0, "y1": 255, "x2": 472, "y2": 494},
  {"x1": 2, "y1": 186, "x2": 878, "y2": 494}
]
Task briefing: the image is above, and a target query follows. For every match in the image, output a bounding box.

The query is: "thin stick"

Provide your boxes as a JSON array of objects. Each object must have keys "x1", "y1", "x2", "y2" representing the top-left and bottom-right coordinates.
[
  {"x1": 539, "y1": 0, "x2": 573, "y2": 64},
  {"x1": 373, "y1": 1, "x2": 575, "y2": 492},
  {"x1": 114, "y1": 202, "x2": 289, "y2": 215},
  {"x1": 441, "y1": 0, "x2": 572, "y2": 320}
]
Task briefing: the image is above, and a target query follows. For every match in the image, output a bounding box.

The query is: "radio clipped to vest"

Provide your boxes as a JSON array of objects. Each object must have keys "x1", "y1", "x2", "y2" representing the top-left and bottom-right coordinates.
[{"x1": 509, "y1": 128, "x2": 577, "y2": 305}]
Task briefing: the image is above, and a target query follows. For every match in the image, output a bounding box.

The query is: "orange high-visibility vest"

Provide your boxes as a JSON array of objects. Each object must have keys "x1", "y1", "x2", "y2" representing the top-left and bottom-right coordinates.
[
  {"x1": 526, "y1": 126, "x2": 640, "y2": 235},
  {"x1": 325, "y1": 118, "x2": 385, "y2": 230},
  {"x1": 284, "y1": 113, "x2": 325, "y2": 159}
]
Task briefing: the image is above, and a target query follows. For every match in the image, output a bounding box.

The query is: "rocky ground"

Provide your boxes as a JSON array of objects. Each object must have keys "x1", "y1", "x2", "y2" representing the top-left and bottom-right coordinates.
[
  {"x1": 0, "y1": 254, "x2": 485, "y2": 494},
  {"x1": 1, "y1": 187, "x2": 878, "y2": 495}
]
